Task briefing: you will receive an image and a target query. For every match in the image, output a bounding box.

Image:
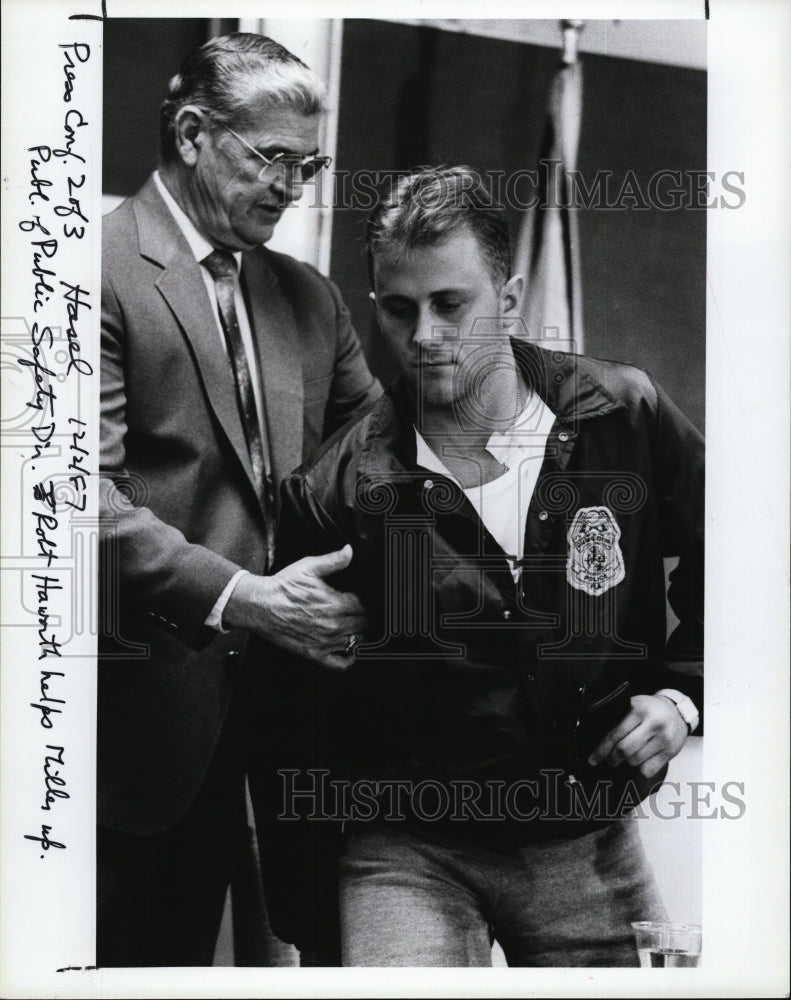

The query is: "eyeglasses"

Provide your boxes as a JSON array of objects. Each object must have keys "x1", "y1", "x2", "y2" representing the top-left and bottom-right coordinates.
[{"x1": 202, "y1": 111, "x2": 332, "y2": 183}]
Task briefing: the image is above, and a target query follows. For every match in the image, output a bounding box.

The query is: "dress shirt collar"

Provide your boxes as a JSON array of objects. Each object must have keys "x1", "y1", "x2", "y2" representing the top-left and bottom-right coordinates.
[{"x1": 153, "y1": 170, "x2": 242, "y2": 273}]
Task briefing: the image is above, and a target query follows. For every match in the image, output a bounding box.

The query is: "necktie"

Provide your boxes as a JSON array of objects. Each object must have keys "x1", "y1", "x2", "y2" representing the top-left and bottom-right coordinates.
[{"x1": 202, "y1": 249, "x2": 275, "y2": 570}]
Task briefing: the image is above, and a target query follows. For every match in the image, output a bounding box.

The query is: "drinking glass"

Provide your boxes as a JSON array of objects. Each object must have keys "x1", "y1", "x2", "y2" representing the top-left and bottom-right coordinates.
[{"x1": 631, "y1": 921, "x2": 702, "y2": 968}]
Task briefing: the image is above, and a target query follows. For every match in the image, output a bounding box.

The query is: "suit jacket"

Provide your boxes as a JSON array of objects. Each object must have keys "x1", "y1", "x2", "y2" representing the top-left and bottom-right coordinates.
[{"x1": 98, "y1": 176, "x2": 380, "y2": 836}]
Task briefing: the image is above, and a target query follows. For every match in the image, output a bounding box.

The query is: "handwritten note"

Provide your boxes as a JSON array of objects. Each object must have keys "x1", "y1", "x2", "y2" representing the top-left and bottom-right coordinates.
[{"x1": 17, "y1": 41, "x2": 95, "y2": 861}]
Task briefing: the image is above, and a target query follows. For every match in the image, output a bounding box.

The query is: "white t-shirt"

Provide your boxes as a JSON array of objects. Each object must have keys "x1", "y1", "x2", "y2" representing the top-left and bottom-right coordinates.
[{"x1": 415, "y1": 393, "x2": 557, "y2": 581}]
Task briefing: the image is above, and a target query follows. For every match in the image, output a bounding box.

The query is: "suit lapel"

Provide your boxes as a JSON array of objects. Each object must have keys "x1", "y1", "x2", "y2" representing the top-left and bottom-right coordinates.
[
  {"x1": 133, "y1": 178, "x2": 258, "y2": 498},
  {"x1": 241, "y1": 250, "x2": 304, "y2": 489}
]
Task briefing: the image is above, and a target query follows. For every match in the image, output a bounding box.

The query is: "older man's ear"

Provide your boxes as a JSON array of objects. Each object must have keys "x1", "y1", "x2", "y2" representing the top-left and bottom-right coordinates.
[{"x1": 172, "y1": 105, "x2": 207, "y2": 167}]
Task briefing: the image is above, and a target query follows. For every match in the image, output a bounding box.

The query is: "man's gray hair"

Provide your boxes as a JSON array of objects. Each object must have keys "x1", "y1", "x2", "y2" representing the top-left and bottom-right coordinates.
[{"x1": 159, "y1": 32, "x2": 326, "y2": 162}]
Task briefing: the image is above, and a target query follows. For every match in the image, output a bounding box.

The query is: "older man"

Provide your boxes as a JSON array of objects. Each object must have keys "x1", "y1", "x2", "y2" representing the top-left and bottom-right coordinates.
[
  {"x1": 98, "y1": 32, "x2": 379, "y2": 967},
  {"x1": 267, "y1": 166, "x2": 704, "y2": 966}
]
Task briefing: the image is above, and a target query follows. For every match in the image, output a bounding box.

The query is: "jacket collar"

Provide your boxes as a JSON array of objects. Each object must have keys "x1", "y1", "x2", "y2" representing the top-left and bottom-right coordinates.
[
  {"x1": 360, "y1": 340, "x2": 625, "y2": 480},
  {"x1": 510, "y1": 339, "x2": 625, "y2": 423},
  {"x1": 130, "y1": 175, "x2": 302, "y2": 501},
  {"x1": 133, "y1": 175, "x2": 276, "y2": 289}
]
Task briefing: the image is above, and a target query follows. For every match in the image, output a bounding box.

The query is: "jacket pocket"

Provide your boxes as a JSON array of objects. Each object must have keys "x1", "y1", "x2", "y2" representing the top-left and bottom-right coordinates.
[{"x1": 303, "y1": 372, "x2": 333, "y2": 404}]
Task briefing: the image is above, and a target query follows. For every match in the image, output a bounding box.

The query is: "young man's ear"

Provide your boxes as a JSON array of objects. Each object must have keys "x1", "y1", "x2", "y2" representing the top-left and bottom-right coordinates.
[
  {"x1": 500, "y1": 274, "x2": 524, "y2": 327},
  {"x1": 173, "y1": 105, "x2": 206, "y2": 167}
]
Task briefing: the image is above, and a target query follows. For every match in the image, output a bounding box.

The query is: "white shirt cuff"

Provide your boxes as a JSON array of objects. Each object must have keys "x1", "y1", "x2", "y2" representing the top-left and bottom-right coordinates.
[
  {"x1": 654, "y1": 688, "x2": 700, "y2": 734},
  {"x1": 205, "y1": 569, "x2": 249, "y2": 633}
]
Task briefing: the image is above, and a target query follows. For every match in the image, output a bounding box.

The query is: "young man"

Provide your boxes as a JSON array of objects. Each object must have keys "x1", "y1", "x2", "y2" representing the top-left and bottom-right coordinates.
[{"x1": 267, "y1": 166, "x2": 703, "y2": 966}]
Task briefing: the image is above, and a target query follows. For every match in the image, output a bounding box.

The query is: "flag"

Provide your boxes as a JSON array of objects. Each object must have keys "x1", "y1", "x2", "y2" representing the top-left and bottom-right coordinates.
[{"x1": 513, "y1": 47, "x2": 584, "y2": 353}]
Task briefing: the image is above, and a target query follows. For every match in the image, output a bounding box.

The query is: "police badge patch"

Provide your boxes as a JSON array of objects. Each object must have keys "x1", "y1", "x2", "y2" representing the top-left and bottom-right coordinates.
[{"x1": 567, "y1": 506, "x2": 626, "y2": 596}]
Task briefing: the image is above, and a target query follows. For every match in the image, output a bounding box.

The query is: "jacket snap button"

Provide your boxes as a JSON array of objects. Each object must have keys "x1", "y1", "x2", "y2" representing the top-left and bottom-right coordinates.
[
  {"x1": 502, "y1": 609, "x2": 511, "y2": 620},
  {"x1": 538, "y1": 511, "x2": 548, "y2": 521},
  {"x1": 423, "y1": 479, "x2": 434, "y2": 490},
  {"x1": 559, "y1": 432, "x2": 569, "y2": 443}
]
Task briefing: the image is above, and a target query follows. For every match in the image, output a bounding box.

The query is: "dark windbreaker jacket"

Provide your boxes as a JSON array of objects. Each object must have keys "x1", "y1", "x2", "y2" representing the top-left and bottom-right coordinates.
[{"x1": 254, "y1": 340, "x2": 704, "y2": 949}]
